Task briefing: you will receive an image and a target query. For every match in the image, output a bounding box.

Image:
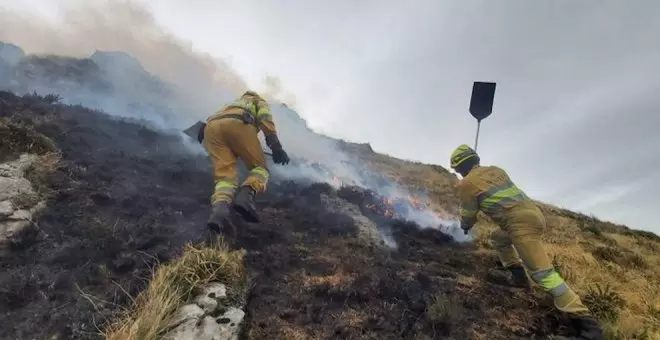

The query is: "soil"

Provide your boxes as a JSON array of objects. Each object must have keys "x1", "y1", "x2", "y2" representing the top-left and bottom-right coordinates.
[{"x1": 0, "y1": 91, "x2": 579, "y2": 340}]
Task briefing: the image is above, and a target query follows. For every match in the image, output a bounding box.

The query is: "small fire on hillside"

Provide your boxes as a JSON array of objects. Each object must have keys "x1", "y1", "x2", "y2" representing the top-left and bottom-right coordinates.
[
  {"x1": 364, "y1": 194, "x2": 439, "y2": 220},
  {"x1": 305, "y1": 161, "x2": 464, "y2": 241},
  {"x1": 335, "y1": 181, "x2": 453, "y2": 227}
]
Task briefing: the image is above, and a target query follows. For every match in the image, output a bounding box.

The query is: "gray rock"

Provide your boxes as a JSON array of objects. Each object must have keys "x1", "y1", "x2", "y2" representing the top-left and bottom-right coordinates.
[
  {"x1": 168, "y1": 304, "x2": 205, "y2": 329},
  {"x1": 164, "y1": 309, "x2": 244, "y2": 340},
  {"x1": 0, "y1": 220, "x2": 30, "y2": 238},
  {"x1": 0, "y1": 154, "x2": 45, "y2": 252},
  {"x1": 194, "y1": 283, "x2": 227, "y2": 313},
  {"x1": 9, "y1": 209, "x2": 32, "y2": 221},
  {"x1": 0, "y1": 200, "x2": 13, "y2": 217},
  {"x1": 0, "y1": 177, "x2": 33, "y2": 201},
  {"x1": 0, "y1": 154, "x2": 38, "y2": 201},
  {"x1": 215, "y1": 307, "x2": 245, "y2": 339},
  {"x1": 163, "y1": 283, "x2": 245, "y2": 340},
  {"x1": 162, "y1": 318, "x2": 199, "y2": 340}
]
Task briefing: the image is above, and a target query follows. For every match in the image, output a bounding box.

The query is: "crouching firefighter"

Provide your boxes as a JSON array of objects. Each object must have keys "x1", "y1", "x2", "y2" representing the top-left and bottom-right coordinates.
[
  {"x1": 450, "y1": 144, "x2": 603, "y2": 340},
  {"x1": 197, "y1": 90, "x2": 290, "y2": 237}
]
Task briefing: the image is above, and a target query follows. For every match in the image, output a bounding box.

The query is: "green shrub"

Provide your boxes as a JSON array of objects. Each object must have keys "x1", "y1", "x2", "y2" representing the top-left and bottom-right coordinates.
[
  {"x1": 627, "y1": 229, "x2": 660, "y2": 243},
  {"x1": 583, "y1": 284, "x2": 625, "y2": 323}
]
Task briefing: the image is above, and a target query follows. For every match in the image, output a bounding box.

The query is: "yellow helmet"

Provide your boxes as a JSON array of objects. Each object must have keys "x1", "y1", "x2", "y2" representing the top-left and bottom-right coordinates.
[
  {"x1": 450, "y1": 144, "x2": 478, "y2": 169},
  {"x1": 242, "y1": 90, "x2": 259, "y2": 97}
]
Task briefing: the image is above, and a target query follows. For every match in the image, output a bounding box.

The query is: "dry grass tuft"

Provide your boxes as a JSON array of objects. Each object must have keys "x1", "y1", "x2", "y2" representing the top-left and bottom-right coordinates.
[
  {"x1": 425, "y1": 292, "x2": 464, "y2": 328},
  {"x1": 10, "y1": 191, "x2": 42, "y2": 210},
  {"x1": 24, "y1": 152, "x2": 62, "y2": 199},
  {"x1": 0, "y1": 121, "x2": 58, "y2": 162},
  {"x1": 0, "y1": 119, "x2": 62, "y2": 201},
  {"x1": 104, "y1": 238, "x2": 248, "y2": 340},
  {"x1": 590, "y1": 246, "x2": 648, "y2": 270}
]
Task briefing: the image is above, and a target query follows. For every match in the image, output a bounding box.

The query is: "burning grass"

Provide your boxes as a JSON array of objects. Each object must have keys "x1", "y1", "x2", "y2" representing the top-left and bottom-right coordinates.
[{"x1": 104, "y1": 238, "x2": 248, "y2": 340}]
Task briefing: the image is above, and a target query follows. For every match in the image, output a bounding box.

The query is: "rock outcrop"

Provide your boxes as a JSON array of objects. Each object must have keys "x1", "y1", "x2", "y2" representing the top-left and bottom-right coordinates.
[
  {"x1": 0, "y1": 154, "x2": 45, "y2": 255},
  {"x1": 163, "y1": 283, "x2": 245, "y2": 340}
]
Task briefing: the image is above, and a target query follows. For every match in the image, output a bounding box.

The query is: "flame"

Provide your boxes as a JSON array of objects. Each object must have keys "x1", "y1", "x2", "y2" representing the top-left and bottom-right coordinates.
[
  {"x1": 406, "y1": 194, "x2": 429, "y2": 210},
  {"x1": 358, "y1": 190, "x2": 439, "y2": 222},
  {"x1": 328, "y1": 172, "x2": 446, "y2": 227}
]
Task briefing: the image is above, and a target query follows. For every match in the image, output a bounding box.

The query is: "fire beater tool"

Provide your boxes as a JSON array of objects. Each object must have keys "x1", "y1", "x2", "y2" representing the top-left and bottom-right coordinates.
[{"x1": 468, "y1": 81, "x2": 496, "y2": 152}]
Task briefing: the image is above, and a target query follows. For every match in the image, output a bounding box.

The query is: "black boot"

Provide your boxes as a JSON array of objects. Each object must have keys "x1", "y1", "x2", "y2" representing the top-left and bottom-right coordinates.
[
  {"x1": 487, "y1": 264, "x2": 531, "y2": 289},
  {"x1": 509, "y1": 265, "x2": 532, "y2": 290},
  {"x1": 571, "y1": 314, "x2": 604, "y2": 340},
  {"x1": 232, "y1": 186, "x2": 259, "y2": 223},
  {"x1": 206, "y1": 201, "x2": 236, "y2": 238}
]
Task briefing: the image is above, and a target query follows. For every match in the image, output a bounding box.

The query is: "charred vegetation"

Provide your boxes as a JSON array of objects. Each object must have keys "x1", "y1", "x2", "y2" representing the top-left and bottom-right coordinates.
[{"x1": 0, "y1": 91, "x2": 595, "y2": 339}]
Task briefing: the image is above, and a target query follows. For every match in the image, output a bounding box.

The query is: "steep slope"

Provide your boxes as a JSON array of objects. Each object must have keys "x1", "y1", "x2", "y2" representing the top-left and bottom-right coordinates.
[
  {"x1": 0, "y1": 91, "x2": 212, "y2": 339},
  {"x1": 2, "y1": 91, "x2": 654, "y2": 340},
  {"x1": 0, "y1": 91, "x2": 521, "y2": 340},
  {"x1": 1, "y1": 44, "x2": 659, "y2": 340}
]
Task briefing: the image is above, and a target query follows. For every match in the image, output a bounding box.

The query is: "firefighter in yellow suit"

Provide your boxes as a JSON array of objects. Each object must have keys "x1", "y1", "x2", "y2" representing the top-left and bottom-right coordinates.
[
  {"x1": 450, "y1": 144, "x2": 603, "y2": 340},
  {"x1": 201, "y1": 91, "x2": 289, "y2": 236}
]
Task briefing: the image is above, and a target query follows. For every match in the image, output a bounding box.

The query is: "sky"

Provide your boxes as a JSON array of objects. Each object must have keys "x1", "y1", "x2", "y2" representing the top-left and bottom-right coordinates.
[{"x1": 1, "y1": 0, "x2": 659, "y2": 233}]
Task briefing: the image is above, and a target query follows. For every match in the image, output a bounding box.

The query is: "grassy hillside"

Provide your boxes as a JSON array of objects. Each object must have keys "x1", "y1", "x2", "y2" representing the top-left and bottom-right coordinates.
[
  {"x1": 1, "y1": 90, "x2": 659, "y2": 340},
  {"x1": 344, "y1": 142, "x2": 660, "y2": 339}
]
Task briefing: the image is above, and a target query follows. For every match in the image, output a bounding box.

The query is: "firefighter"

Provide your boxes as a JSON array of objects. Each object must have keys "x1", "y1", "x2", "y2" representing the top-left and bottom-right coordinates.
[
  {"x1": 450, "y1": 144, "x2": 603, "y2": 340},
  {"x1": 201, "y1": 90, "x2": 289, "y2": 237}
]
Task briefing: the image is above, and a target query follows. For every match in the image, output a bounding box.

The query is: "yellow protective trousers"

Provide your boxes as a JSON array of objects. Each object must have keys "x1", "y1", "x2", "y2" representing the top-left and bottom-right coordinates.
[
  {"x1": 490, "y1": 205, "x2": 590, "y2": 315},
  {"x1": 202, "y1": 118, "x2": 270, "y2": 204}
]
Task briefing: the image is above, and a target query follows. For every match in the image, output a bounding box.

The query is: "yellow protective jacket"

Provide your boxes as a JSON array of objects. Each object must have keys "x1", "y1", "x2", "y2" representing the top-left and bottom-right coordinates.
[
  {"x1": 456, "y1": 165, "x2": 534, "y2": 228},
  {"x1": 207, "y1": 92, "x2": 278, "y2": 138}
]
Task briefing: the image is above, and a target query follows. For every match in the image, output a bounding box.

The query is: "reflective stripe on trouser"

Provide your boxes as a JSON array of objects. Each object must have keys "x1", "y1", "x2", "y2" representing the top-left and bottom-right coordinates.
[
  {"x1": 213, "y1": 180, "x2": 237, "y2": 203},
  {"x1": 203, "y1": 118, "x2": 268, "y2": 204},
  {"x1": 242, "y1": 166, "x2": 270, "y2": 193},
  {"x1": 494, "y1": 207, "x2": 590, "y2": 315}
]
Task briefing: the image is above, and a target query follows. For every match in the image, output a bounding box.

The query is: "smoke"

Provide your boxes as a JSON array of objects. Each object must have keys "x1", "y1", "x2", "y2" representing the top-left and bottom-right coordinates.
[
  {"x1": 260, "y1": 74, "x2": 299, "y2": 110},
  {"x1": 0, "y1": 0, "x2": 245, "y2": 127},
  {"x1": 262, "y1": 75, "x2": 283, "y2": 99},
  {"x1": 0, "y1": 1, "x2": 465, "y2": 243},
  {"x1": 265, "y1": 102, "x2": 466, "y2": 243}
]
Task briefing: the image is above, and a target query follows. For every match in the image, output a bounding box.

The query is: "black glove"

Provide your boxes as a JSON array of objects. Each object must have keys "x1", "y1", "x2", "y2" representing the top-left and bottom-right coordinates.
[
  {"x1": 460, "y1": 217, "x2": 475, "y2": 235},
  {"x1": 265, "y1": 134, "x2": 290, "y2": 165},
  {"x1": 272, "y1": 148, "x2": 290, "y2": 165}
]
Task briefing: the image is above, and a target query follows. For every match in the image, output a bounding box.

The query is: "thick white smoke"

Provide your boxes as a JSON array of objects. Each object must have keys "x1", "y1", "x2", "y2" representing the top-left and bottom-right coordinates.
[
  {"x1": 0, "y1": 1, "x2": 466, "y2": 243},
  {"x1": 0, "y1": 1, "x2": 244, "y2": 129},
  {"x1": 266, "y1": 103, "x2": 467, "y2": 243}
]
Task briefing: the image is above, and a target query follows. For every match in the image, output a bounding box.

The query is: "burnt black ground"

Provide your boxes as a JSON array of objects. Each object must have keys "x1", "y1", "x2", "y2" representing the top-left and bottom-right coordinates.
[
  {"x1": 0, "y1": 91, "x2": 578, "y2": 340},
  {"x1": 0, "y1": 91, "x2": 212, "y2": 339}
]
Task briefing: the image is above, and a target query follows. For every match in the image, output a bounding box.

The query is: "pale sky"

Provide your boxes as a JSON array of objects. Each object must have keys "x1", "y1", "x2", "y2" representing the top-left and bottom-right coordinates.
[{"x1": 2, "y1": 0, "x2": 659, "y2": 233}]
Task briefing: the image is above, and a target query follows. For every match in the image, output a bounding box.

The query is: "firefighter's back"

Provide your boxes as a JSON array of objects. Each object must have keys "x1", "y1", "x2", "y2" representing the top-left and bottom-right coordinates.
[{"x1": 466, "y1": 165, "x2": 538, "y2": 223}]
